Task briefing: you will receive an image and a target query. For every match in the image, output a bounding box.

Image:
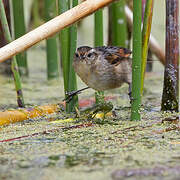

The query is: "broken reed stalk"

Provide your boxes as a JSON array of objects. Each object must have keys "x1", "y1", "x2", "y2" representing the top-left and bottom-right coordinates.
[
  {"x1": 0, "y1": 0, "x2": 24, "y2": 107},
  {"x1": 58, "y1": 0, "x2": 78, "y2": 112},
  {"x1": 94, "y1": 9, "x2": 105, "y2": 104},
  {"x1": 0, "y1": 0, "x2": 115, "y2": 63},
  {"x1": 140, "y1": 0, "x2": 154, "y2": 94},
  {"x1": 0, "y1": 104, "x2": 60, "y2": 126},
  {"x1": 109, "y1": 0, "x2": 128, "y2": 47},
  {"x1": 161, "y1": 0, "x2": 179, "y2": 112},
  {"x1": 44, "y1": 0, "x2": 59, "y2": 80},
  {"x1": 131, "y1": 0, "x2": 142, "y2": 121},
  {"x1": 12, "y1": 0, "x2": 28, "y2": 76}
]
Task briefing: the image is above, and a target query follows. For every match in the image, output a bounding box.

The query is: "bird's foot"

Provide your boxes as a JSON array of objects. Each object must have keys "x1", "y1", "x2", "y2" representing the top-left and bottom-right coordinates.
[{"x1": 63, "y1": 87, "x2": 90, "y2": 103}]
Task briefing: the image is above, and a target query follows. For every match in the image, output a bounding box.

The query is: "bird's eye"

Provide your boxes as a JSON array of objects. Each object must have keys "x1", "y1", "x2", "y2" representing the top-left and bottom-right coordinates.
[
  {"x1": 75, "y1": 53, "x2": 79, "y2": 58},
  {"x1": 87, "y1": 52, "x2": 94, "y2": 58}
]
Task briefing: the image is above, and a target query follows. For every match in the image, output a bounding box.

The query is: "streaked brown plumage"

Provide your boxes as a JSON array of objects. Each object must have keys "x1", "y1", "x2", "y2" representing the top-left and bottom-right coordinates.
[{"x1": 73, "y1": 46, "x2": 132, "y2": 92}]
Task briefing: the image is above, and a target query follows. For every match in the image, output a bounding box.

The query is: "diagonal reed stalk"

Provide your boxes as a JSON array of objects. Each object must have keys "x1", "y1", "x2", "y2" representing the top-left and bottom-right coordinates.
[
  {"x1": 44, "y1": 0, "x2": 59, "y2": 80},
  {"x1": 94, "y1": 9, "x2": 104, "y2": 104},
  {"x1": 141, "y1": 0, "x2": 154, "y2": 95},
  {"x1": 0, "y1": 0, "x2": 115, "y2": 63},
  {"x1": 58, "y1": 0, "x2": 78, "y2": 113},
  {"x1": 12, "y1": 0, "x2": 28, "y2": 76},
  {"x1": 131, "y1": 0, "x2": 142, "y2": 121},
  {"x1": 0, "y1": 0, "x2": 24, "y2": 107}
]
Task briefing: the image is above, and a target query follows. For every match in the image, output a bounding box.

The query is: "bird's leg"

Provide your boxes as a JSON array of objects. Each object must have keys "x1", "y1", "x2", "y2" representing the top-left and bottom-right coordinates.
[
  {"x1": 95, "y1": 91, "x2": 105, "y2": 104},
  {"x1": 128, "y1": 83, "x2": 132, "y2": 103},
  {"x1": 128, "y1": 83, "x2": 137, "y2": 103},
  {"x1": 64, "y1": 87, "x2": 90, "y2": 103}
]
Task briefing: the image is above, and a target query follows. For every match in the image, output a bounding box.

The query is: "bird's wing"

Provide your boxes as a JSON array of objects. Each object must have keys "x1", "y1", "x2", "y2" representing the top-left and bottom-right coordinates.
[{"x1": 95, "y1": 46, "x2": 132, "y2": 65}]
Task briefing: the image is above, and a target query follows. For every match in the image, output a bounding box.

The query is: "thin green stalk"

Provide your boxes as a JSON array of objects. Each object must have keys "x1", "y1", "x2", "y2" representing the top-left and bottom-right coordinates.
[
  {"x1": 94, "y1": 9, "x2": 104, "y2": 46},
  {"x1": 94, "y1": 9, "x2": 104, "y2": 104},
  {"x1": 12, "y1": 0, "x2": 28, "y2": 76},
  {"x1": 32, "y1": 0, "x2": 41, "y2": 28},
  {"x1": 58, "y1": 0, "x2": 70, "y2": 92},
  {"x1": 44, "y1": 0, "x2": 59, "y2": 80},
  {"x1": 109, "y1": 1, "x2": 128, "y2": 47},
  {"x1": 58, "y1": 0, "x2": 78, "y2": 113},
  {"x1": 67, "y1": 0, "x2": 78, "y2": 112},
  {"x1": 0, "y1": 0, "x2": 24, "y2": 107},
  {"x1": 141, "y1": 0, "x2": 153, "y2": 94},
  {"x1": 131, "y1": 0, "x2": 142, "y2": 121}
]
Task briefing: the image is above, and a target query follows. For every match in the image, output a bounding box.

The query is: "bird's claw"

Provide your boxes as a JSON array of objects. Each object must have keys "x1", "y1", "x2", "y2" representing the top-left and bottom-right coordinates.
[
  {"x1": 63, "y1": 90, "x2": 80, "y2": 103},
  {"x1": 63, "y1": 87, "x2": 90, "y2": 103}
]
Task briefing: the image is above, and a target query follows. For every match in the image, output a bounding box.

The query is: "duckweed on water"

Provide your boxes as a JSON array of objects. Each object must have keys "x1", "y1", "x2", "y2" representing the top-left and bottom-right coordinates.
[{"x1": 0, "y1": 103, "x2": 179, "y2": 179}]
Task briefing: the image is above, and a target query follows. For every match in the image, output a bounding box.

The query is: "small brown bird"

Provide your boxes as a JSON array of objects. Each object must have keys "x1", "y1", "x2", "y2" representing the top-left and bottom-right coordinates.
[{"x1": 65, "y1": 46, "x2": 132, "y2": 102}]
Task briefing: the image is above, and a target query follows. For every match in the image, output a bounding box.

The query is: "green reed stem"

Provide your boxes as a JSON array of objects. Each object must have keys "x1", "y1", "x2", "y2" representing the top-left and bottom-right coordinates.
[
  {"x1": 12, "y1": 0, "x2": 28, "y2": 76},
  {"x1": 109, "y1": 0, "x2": 128, "y2": 47},
  {"x1": 131, "y1": 0, "x2": 142, "y2": 121},
  {"x1": 58, "y1": 0, "x2": 70, "y2": 92},
  {"x1": 58, "y1": 0, "x2": 78, "y2": 112},
  {"x1": 94, "y1": 9, "x2": 104, "y2": 46},
  {"x1": 0, "y1": 0, "x2": 24, "y2": 107},
  {"x1": 67, "y1": 0, "x2": 78, "y2": 112},
  {"x1": 94, "y1": 9, "x2": 104, "y2": 104},
  {"x1": 44, "y1": 0, "x2": 59, "y2": 80},
  {"x1": 141, "y1": 0, "x2": 153, "y2": 94},
  {"x1": 32, "y1": 0, "x2": 41, "y2": 28}
]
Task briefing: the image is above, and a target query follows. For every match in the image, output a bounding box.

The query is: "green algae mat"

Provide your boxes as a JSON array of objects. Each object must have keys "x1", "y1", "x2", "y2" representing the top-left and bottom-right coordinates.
[{"x1": 0, "y1": 73, "x2": 179, "y2": 180}]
